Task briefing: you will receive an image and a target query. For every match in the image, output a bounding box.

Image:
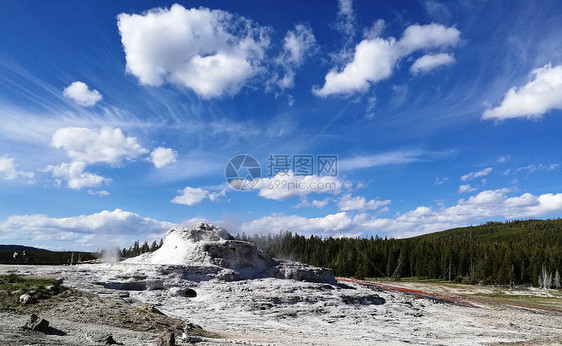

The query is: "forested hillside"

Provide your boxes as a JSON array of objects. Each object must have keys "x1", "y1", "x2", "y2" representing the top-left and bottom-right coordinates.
[{"x1": 239, "y1": 219, "x2": 562, "y2": 288}]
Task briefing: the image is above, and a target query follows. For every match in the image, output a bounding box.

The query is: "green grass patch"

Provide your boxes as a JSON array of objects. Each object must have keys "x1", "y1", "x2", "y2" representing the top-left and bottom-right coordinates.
[{"x1": 0, "y1": 273, "x2": 66, "y2": 312}]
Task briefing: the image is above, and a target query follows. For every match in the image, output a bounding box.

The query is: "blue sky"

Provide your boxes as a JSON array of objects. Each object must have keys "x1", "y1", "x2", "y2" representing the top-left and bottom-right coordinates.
[{"x1": 1, "y1": 0, "x2": 562, "y2": 250}]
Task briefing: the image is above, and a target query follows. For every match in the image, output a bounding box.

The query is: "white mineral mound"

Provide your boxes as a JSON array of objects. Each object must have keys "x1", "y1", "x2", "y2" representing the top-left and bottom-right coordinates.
[
  {"x1": 125, "y1": 223, "x2": 235, "y2": 266},
  {"x1": 124, "y1": 222, "x2": 335, "y2": 283}
]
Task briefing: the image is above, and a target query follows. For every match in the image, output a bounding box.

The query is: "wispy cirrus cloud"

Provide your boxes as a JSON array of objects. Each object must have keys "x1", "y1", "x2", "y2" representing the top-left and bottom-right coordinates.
[
  {"x1": 461, "y1": 167, "x2": 492, "y2": 181},
  {"x1": 339, "y1": 149, "x2": 445, "y2": 171}
]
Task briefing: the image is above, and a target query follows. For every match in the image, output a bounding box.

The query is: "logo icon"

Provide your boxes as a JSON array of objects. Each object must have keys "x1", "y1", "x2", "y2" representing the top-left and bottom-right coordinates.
[{"x1": 225, "y1": 154, "x2": 261, "y2": 191}]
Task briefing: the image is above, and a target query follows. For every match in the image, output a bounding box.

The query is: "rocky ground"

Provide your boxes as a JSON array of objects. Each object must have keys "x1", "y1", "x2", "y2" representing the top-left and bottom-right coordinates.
[
  {"x1": 1, "y1": 224, "x2": 560, "y2": 345},
  {"x1": 1, "y1": 264, "x2": 561, "y2": 345}
]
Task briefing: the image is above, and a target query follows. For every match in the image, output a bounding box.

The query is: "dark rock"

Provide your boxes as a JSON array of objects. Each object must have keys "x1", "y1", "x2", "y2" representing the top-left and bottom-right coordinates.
[
  {"x1": 185, "y1": 336, "x2": 202, "y2": 343},
  {"x1": 23, "y1": 314, "x2": 49, "y2": 332},
  {"x1": 157, "y1": 331, "x2": 175, "y2": 346},
  {"x1": 341, "y1": 294, "x2": 386, "y2": 305},
  {"x1": 92, "y1": 333, "x2": 123, "y2": 345}
]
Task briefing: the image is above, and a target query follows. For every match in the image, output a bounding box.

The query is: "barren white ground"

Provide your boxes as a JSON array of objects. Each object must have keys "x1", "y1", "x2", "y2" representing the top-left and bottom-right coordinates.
[{"x1": 1, "y1": 264, "x2": 561, "y2": 345}]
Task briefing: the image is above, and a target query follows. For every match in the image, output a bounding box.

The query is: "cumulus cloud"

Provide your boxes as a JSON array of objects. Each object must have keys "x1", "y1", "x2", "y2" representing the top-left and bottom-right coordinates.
[
  {"x1": 398, "y1": 23, "x2": 460, "y2": 53},
  {"x1": 45, "y1": 161, "x2": 111, "y2": 190},
  {"x1": 47, "y1": 127, "x2": 147, "y2": 190},
  {"x1": 461, "y1": 167, "x2": 492, "y2": 181},
  {"x1": 171, "y1": 186, "x2": 227, "y2": 206},
  {"x1": 313, "y1": 23, "x2": 460, "y2": 97},
  {"x1": 410, "y1": 53, "x2": 455, "y2": 75},
  {"x1": 294, "y1": 198, "x2": 332, "y2": 209},
  {"x1": 0, "y1": 209, "x2": 174, "y2": 249},
  {"x1": 337, "y1": 194, "x2": 390, "y2": 211},
  {"x1": 483, "y1": 64, "x2": 562, "y2": 119},
  {"x1": 458, "y1": 184, "x2": 477, "y2": 193},
  {"x1": 117, "y1": 4, "x2": 269, "y2": 98},
  {"x1": 239, "y1": 189, "x2": 562, "y2": 238},
  {"x1": 256, "y1": 171, "x2": 348, "y2": 200},
  {"x1": 51, "y1": 127, "x2": 147, "y2": 166},
  {"x1": 240, "y1": 212, "x2": 361, "y2": 238},
  {"x1": 313, "y1": 37, "x2": 396, "y2": 97},
  {"x1": 63, "y1": 81, "x2": 102, "y2": 106},
  {"x1": 171, "y1": 186, "x2": 210, "y2": 206},
  {"x1": 274, "y1": 24, "x2": 316, "y2": 89},
  {"x1": 0, "y1": 155, "x2": 34, "y2": 181},
  {"x1": 150, "y1": 147, "x2": 177, "y2": 168}
]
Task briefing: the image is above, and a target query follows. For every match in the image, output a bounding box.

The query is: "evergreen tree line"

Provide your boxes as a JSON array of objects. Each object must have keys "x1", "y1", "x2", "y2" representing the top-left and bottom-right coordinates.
[
  {"x1": 119, "y1": 239, "x2": 163, "y2": 258},
  {"x1": 238, "y1": 219, "x2": 562, "y2": 288}
]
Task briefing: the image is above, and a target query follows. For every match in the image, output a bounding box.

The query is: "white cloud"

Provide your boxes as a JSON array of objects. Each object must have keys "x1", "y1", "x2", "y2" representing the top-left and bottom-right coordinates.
[
  {"x1": 240, "y1": 212, "x2": 361, "y2": 238},
  {"x1": 434, "y1": 177, "x2": 448, "y2": 185},
  {"x1": 51, "y1": 127, "x2": 147, "y2": 166},
  {"x1": 0, "y1": 209, "x2": 174, "y2": 249},
  {"x1": 208, "y1": 189, "x2": 227, "y2": 202},
  {"x1": 516, "y1": 163, "x2": 559, "y2": 173},
  {"x1": 274, "y1": 24, "x2": 316, "y2": 89},
  {"x1": 337, "y1": 194, "x2": 390, "y2": 211},
  {"x1": 483, "y1": 64, "x2": 562, "y2": 119},
  {"x1": 461, "y1": 167, "x2": 492, "y2": 181},
  {"x1": 313, "y1": 37, "x2": 396, "y2": 97},
  {"x1": 398, "y1": 23, "x2": 460, "y2": 53},
  {"x1": 117, "y1": 4, "x2": 269, "y2": 98},
  {"x1": 150, "y1": 147, "x2": 177, "y2": 168},
  {"x1": 422, "y1": 1, "x2": 452, "y2": 21},
  {"x1": 171, "y1": 186, "x2": 210, "y2": 206},
  {"x1": 63, "y1": 81, "x2": 102, "y2": 106},
  {"x1": 170, "y1": 185, "x2": 226, "y2": 206},
  {"x1": 363, "y1": 19, "x2": 385, "y2": 40},
  {"x1": 256, "y1": 171, "x2": 347, "y2": 200},
  {"x1": 410, "y1": 53, "x2": 455, "y2": 75},
  {"x1": 45, "y1": 161, "x2": 111, "y2": 190},
  {"x1": 295, "y1": 198, "x2": 332, "y2": 209},
  {"x1": 46, "y1": 127, "x2": 147, "y2": 191},
  {"x1": 458, "y1": 184, "x2": 477, "y2": 193},
  {"x1": 0, "y1": 155, "x2": 34, "y2": 181},
  {"x1": 336, "y1": 0, "x2": 356, "y2": 41},
  {"x1": 239, "y1": 189, "x2": 562, "y2": 239},
  {"x1": 313, "y1": 22, "x2": 460, "y2": 97},
  {"x1": 498, "y1": 155, "x2": 511, "y2": 163},
  {"x1": 88, "y1": 189, "x2": 110, "y2": 196},
  {"x1": 340, "y1": 150, "x2": 428, "y2": 170}
]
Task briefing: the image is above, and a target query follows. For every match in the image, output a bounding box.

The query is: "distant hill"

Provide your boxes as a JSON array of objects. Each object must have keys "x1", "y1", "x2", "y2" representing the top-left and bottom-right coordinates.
[
  {"x1": 0, "y1": 245, "x2": 97, "y2": 265},
  {"x1": 411, "y1": 219, "x2": 562, "y2": 245},
  {"x1": 0, "y1": 245, "x2": 48, "y2": 252}
]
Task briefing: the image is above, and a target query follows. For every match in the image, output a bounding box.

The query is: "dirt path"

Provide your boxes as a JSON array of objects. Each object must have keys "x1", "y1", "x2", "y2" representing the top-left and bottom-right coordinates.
[{"x1": 337, "y1": 277, "x2": 562, "y2": 315}]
